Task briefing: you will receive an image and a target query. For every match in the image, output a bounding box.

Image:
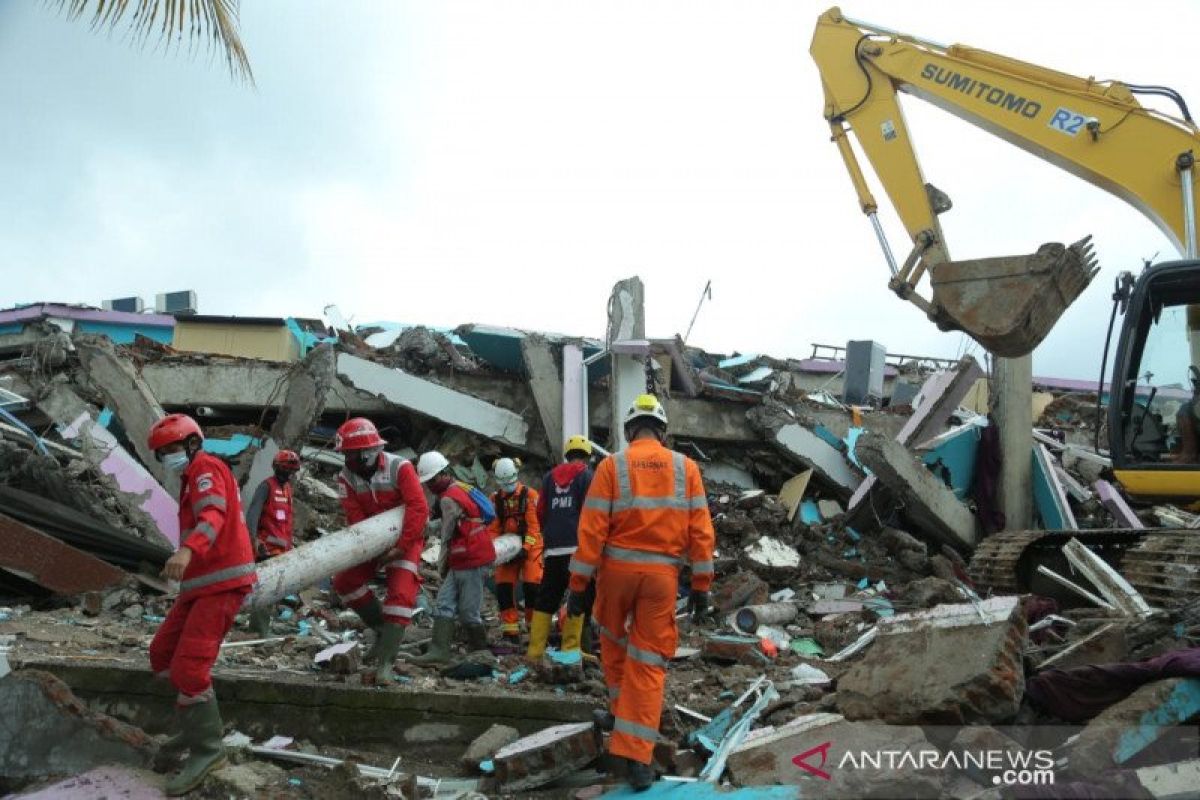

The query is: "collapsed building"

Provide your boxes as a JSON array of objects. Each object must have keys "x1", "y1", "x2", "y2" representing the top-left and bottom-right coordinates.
[{"x1": 0, "y1": 282, "x2": 1198, "y2": 799}]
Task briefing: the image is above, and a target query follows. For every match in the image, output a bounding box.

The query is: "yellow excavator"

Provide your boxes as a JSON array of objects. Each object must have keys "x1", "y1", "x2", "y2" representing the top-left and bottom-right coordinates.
[{"x1": 810, "y1": 8, "x2": 1199, "y2": 602}]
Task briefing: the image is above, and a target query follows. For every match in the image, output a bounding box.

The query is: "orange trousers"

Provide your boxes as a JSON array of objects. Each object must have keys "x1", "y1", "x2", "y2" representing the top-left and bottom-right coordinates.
[{"x1": 594, "y1": 566, "x2": 677, "y2": 765}]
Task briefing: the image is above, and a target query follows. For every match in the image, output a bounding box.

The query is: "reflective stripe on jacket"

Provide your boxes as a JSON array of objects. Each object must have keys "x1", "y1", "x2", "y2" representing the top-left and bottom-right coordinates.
[
  {"x1": 177, "y1": 451, "x2": 257, "y2": 600},
  {"x1": 253, "y1": 476, "x2": 294, "y2": 552},
  {"x1": 568, "y1": 439, "x2": 714, "y2": 593},
  {"x1": 337, "y1": 452, "x2": 430, "y2": 551}
]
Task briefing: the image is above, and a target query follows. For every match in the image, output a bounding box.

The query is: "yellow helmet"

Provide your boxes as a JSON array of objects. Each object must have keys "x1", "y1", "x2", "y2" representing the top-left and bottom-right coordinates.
[
  {"x1": 623, "y1": 393, "x2": 668, "y2": 428},
  {"x1": 563, "y1": 435, "x2": 593, "y2": 457}
]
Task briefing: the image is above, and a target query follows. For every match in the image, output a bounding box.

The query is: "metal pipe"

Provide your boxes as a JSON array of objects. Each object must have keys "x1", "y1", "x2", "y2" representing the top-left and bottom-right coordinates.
[
  {"x1": 869, "y1": 213, "x2": 900, "y2": 276},
  {"x1": 734, "y1": 602, "x2": 799, "y2": 634},
  {"x1": 246, "y1": 508, "x2": 406, "y2": 609},
  {"x1": 1181, "y1": 161, "x2": 1197, "y2": 258}
]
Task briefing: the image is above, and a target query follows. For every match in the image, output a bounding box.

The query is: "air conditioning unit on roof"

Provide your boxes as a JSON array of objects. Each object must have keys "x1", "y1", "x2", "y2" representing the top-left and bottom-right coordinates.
[
  {"x1": 102, "y1": 296, "x2": 144, "y2": 313},
  {"x1": 155, "y1": 290, "x2": 198, "y2": 315}
]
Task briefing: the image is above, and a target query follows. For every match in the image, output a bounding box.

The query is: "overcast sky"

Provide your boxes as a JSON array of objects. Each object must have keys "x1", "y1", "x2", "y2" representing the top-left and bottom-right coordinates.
[{"x1": 2, "y1": 1, "x2": 1196, "y2": 380}]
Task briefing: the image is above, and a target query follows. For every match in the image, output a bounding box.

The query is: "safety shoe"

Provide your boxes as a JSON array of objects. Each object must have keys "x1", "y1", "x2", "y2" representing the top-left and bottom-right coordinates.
[
  {"x1": 626, "y1": 758, "x2": 655, "y2": 791},
  {"x1": 561, "y1": 613, "x2": 585, "y2": 653},
  {"x1": 356, "y1": 596, "x2": 385, "y2": 663},
  {"x1": 165, "y1": 699, "x2": 226, "y2": 796},
  {"x1": 413, "y1": 617, "x2": 454, "y2": 665},
  {"x1": 525, "y1": 611, "x2": 553, "y2": 663},
  {"x1": 373, "y1": 623, "x2": 407, "y2": 685},
  {"x1": 593, "y1": 709, "x2": 615, "y2": 732}
]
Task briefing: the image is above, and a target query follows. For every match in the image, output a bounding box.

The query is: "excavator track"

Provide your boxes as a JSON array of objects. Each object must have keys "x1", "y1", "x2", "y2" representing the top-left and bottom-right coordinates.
[{"x1": 968, "y1": 529, "x2": 1200, "y2": 607}]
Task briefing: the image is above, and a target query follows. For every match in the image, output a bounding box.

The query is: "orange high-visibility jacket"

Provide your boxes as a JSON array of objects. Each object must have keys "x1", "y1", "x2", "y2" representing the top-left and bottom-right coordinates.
[{"x1": 568, "y1": 439, "x2": 714, "y2": 594}]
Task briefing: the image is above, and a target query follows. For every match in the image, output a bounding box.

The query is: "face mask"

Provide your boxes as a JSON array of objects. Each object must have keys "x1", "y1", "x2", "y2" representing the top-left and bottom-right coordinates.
[
  {"x1": 499, "y1": 481, "x2": 517, "y2": 494},
  {"x1": 163, "y1": 451, "x2": 189, "y2": 473},
  {"x1": 274, "y1": 470, "x2": 292, "y2": 483}
]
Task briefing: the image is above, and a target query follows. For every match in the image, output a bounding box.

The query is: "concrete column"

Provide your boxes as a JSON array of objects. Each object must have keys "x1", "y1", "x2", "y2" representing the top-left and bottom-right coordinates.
[
  {"x1": 561, "y1": 343, "x2": 585, "y2": 448},
  {"x1": 520, "y1": 334, "x2": 563, "y2": 455},
  {"x1": 994, "y1": 354, "x2": 1033, "y2": 530},
  {"x1": 607, "y1": 277, "x2": 645, "y2": 452}
]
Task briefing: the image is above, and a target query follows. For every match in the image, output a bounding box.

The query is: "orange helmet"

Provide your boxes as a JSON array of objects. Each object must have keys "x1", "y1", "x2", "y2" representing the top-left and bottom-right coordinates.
[
  {"x1": 335, "y1": 418, "x2": 385, "y2": 451},
  {"x1": 273, "y1": 449, "x2": 301, "y2": 471},
  {"x1": 148, "y1": 414, "x2": 203, "y2": 452}
]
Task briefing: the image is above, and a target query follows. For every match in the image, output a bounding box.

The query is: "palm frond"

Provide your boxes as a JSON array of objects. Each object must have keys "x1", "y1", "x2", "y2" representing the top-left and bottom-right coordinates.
[{"x1": 53, "y1": 0, "x2": 254, "y2": 85}]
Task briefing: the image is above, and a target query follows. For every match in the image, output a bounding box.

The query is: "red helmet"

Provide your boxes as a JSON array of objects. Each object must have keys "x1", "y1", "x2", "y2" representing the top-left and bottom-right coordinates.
[
  {"x1": 335, "y1": 418, "x2": 385, "y2": 451},
  {"x1": 273, "y1": 449, "x2": 301, "y2": 471},
  {"x1": 148, "y1": 414, "x2": 203, "y2": 452}
]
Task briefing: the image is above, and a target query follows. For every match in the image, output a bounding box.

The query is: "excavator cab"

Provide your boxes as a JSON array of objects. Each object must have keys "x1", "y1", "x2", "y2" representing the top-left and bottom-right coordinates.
[{"x1": 1108, "y1": 261, "x2": 1200, "y2": 501}]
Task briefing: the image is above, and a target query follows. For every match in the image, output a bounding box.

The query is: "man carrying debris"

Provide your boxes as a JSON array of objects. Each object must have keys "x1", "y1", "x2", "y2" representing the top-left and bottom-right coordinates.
[
  {"x1": 487, "y1": 457, "x2": 543, "y2": 644},
  {"x1": 568, "y1": 395, "x2": 715, "y2": 790},
  {"x1": 526, "y1": 435, "x2": 595, "y2": 663},
  {"x1": 148, "y1": 414, "x2": 257, "y2": 796},
  {"x1": 414, "y1": 450, "x2": 496, "y2": 664},
  {"x1": 244, "y1": 449, "x2": 301, "y2": 637},
  {"x1": 332, "y1": 418, "x2": 430, "y2": 685}
]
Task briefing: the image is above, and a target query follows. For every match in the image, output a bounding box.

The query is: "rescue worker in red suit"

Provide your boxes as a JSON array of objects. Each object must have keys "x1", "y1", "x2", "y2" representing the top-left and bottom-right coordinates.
[
  {"x1": 148, "y1": 414, "x2": 257, "y2": 796},
  {"x1": 568, "y1": 395, "x2": 714, "y2": 790},
  {"x1": 413, "y1": 451, "x2": 496, "y2": 664},
  {"x1": 244, "y1": 449, "x2": 301, "y2": 637},
  {"x1": 332, "y1": 418, "x2": 430, "y2": 684},
  {"x1": 526, "y1": 435, "x2": 595, "y2": 663},
  {"x1": 486, "y1": 457, "x2": 543, "y2": 643}
]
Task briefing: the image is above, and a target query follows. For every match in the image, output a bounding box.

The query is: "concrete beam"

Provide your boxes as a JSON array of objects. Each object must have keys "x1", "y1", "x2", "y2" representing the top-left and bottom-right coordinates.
[
  {"x1": 336, "y1": 353, "x2": 529, "y2": 449},
  {"x1": 855, "y1": 431, "x2": 977, "y2": 551},
  {"x1": 493, "y1": 722, "x2": 600, "y2": 793},
  {"x1": 607, "y1": 277, "x2": 647, "y2": 451},
  {"x1": 72, "y1": 335, "x2": 166, "y2": 485},
  {"x1": 0, "y1": 513, "x2": 126, "y2": 594},
  {"x1": 995, "y1": 354, "x2": 1033, "y2": 530},
  {"x1": 37, "y1": 385, "x2": 178, "y2": 547},
  {"x1": 520, "y1": 334, "x2": 563, "y2": 454}
]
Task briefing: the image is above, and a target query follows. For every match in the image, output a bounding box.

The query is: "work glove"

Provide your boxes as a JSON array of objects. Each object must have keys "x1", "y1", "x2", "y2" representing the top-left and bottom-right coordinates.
[
  {"x1": 688, "y1": 590, "x2": 710, "y2": 624},
  {"x1": 566, "y1": 589, "x2": 587, "y2": 618},
  {"x1": 512, "y1": 547, "x2": 528, "y2": 564}
]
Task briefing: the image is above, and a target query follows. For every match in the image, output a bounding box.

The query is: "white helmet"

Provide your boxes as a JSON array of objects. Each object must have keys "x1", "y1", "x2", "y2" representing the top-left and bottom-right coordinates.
[
  {"x1": 416, "y1": 450, "x2": 450, "y2": 483},
  {"x1": 493, "y1": 457, "x2": 519, "y2": 491},
  {"x1": 623, "y1": 393, "x2": 668, "y2": 429}
]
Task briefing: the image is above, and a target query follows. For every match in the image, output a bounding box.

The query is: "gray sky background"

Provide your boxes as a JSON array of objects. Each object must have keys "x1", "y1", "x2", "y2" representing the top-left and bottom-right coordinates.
[{"x1": 2, "y1": 1, "x2": 1196, "y2": 380}]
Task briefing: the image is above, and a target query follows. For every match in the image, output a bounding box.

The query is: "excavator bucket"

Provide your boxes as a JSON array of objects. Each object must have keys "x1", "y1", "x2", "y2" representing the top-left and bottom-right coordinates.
[{"x1": 929, "y1": 237, "x2": 1099, "y2": 357}]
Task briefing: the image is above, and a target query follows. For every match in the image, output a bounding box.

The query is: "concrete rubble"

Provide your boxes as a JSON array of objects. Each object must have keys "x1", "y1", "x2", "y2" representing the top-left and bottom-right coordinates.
[{"x1": 1, "y1": 293, "x2": 1198, "y2": 797}]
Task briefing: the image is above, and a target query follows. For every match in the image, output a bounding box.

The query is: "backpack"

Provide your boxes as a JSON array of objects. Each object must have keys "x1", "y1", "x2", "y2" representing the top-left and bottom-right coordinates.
[
  {"x1": 456, "y1": 481, "x2": 497, "y2": 525},
  {"x1": 494, "y1": 485, "x2": 529, "y2": 535}
]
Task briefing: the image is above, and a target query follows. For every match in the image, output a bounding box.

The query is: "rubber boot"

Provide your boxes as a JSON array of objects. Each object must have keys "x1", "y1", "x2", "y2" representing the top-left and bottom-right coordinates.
[
  {"x1": 561, "y1": 614, "x2": 585, "y2": 652},
  {"x1": 593, "y1": 709, "x2": 615, "y2": 732},
  {"x1": 413, "y1": 617, "x2": 454, "y2": 665},
  {"x1": 356, "y1": 596, "x2": 385, "y2": 663},
  {"x1": 249, "y1": 606, "x2": 272, "y2": 639},
  {"x1": 465, "y1": 623, "x2": 490, "y2": 653},
  {"x1": 626, "y1": 757, "x2": 656, "y2": 791},
  {"x1": 373, "y1": 623, "x2": 407, "y2": 685},
  {"x1": 165, "y1": 700, "x2": 227, "y2": 796},
  {"x1": 525, "y1": 611, "x2": 552, "y2": 663}
]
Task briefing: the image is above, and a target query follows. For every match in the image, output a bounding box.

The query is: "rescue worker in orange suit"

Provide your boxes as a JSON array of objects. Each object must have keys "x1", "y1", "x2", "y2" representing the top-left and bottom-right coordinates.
[
  {"x1": 526, "y1": 435, "x2": 595, "y2": 663},
  {"x1": 244, "y1": 449, "x2": 301, "y2": 637},
  {"x1": 487, "y1": 457, "x2": 543, "y2": 643},
  {"x1": 147, "y1": 414, "x2": 257, "y2": 796},
  {"x1": 567, "y1": 395, "x2": 714, "y2": 790},
  {"x1": 413, "y1": 451, "x2": 497, "y2": 664},
  {"x1": 331, "y1": 418, "x2": 430, "y2": 684}
]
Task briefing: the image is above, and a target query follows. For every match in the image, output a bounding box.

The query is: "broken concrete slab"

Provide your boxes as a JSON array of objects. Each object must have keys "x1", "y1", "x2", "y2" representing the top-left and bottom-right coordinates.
[
  {"x1": 14, "y1": 766, "x2": 165, "y2": 799},
  {"x1": 837, "y1": 597, "x2": 1026, "y2": 724},
  {"x1": 701, "y1": 635, "x2": 770, "y2": 666},
  {"x1": 854, "y1": 431, "x2": 977, "y2": 552},
  {"x1": 1063, "y1": 538, "x2": 1153, "y2": 618},
  {"x1": 37, "y1": 384, "x2": 178, "y2": 546},
  {"x1": 778, "y1": 469, "x2": 813, "y2": 522},
  {"x1": 748, "y1": 407, "x2": 863, "y2": 499},
  {"x1": 0, "y1": 512, "x2": 126, "y2": 595},
  {"x1": 1032, "y1": 443, "x2": 1078, "y2": 530},
  {"x1": 267, "y1": 343, "x2": 335, "y2": 455},
  {"x1": 336, "y1": 353, "x2": 530, "y2": 449},
  {"x1": 1038, "y1": 623, "x2": 1129, "y2": 670},
  {"x1": 1070, "y1": 677, "x2": 1200, "y2": 774},
  {"x1": 713, "y1": 570, "x2": 770, "y2": 614},
  {"x1": 1136, "y1": 758, "x2": 1200, "y2": 799},
  {"x1": 462, "y1": 723, "x2": 520, "y2": 770},
  {"x1": 72, "y1": 335, "x2": 168, "y2": 485},
  {"x1": 743, "y1": 537, "x2": 800, "y2": 571},
  {"x1": 520, "y1": 334, "x2": 563, "y2": 455},
  {"x1": 726, "y1": 712, "x2": 937, "y2": 797},
  {"x1": 0, "y1": 669, "x2": 155, "y2": 779},
  {"x1": 1095, "y1": 479, "x2": 1146, "y2": 530},
  {"x1": 492, "y1": 721, "x2": 600, "y2": 793}
]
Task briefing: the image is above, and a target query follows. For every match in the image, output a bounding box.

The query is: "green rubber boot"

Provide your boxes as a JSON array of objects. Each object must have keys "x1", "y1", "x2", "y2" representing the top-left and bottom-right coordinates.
[
  {"x1": 165, "y1": 699, "x2": 227, "y2": 796},
  {"x1": 373, "y1": 623, "x2": 407, "y2": 685},
  {"x1": 356, "y1": 596, "x2": 385, "y2": 663},
  {"x1": 249, "y1": 606, "x2": 272, "y2": 639},
  {"x1": 412, "y1": 617, "x2": 454, "y2": 666},
  {"x1": 465, "y1": 623, "x2": 490, "y2": 653}
]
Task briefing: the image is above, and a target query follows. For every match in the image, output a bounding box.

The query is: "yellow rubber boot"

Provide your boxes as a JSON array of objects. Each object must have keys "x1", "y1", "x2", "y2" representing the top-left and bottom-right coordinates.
[
  {"x1": 525, "y1": 611, "x2": 553, "y2": 663},
  {"x1": 560, "y1": 614, "x2": 585, "y2": 653}
]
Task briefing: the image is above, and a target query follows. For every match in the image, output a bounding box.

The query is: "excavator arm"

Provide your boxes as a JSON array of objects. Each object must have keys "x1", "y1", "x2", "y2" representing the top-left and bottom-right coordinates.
[{"x1": 811, "y1": 7, "x2": 1200, "y2": 356}]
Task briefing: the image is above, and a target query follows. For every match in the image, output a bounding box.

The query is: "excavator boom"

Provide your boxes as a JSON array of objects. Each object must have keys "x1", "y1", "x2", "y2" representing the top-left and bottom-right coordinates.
[{"x1": 811, "y1": 7, "x2": 1200, "y2": 356}]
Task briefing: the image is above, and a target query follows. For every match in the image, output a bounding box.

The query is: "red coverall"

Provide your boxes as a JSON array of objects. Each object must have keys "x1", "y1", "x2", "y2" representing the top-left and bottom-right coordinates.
[
  {"x1": 569, "y1": 439, "x2": 714, "y2": 765},
  {"x1": 149, "y1": 451, "x2": 257, "y2": 706},
  {"x1": 246, "y1": 475, "x2": 293, "y2": 557},
  {"x1": 333, "y1": 452, "x2": 430, "y2": 625},
  {"x1": 487, "y1": 483, "x2": 543, "y2": 635}
]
